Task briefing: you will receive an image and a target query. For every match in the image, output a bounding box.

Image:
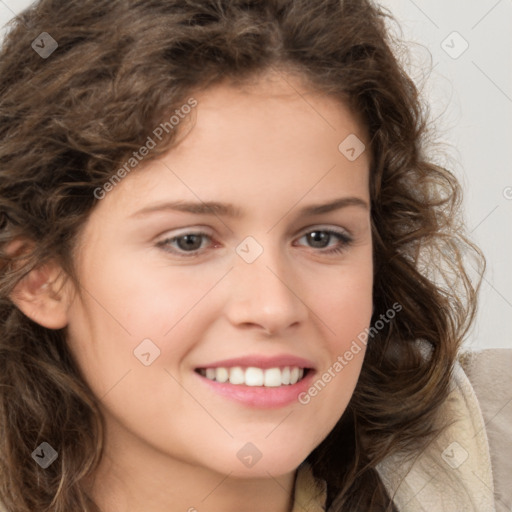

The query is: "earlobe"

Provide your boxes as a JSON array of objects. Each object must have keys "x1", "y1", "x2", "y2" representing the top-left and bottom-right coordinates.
[{"x1": 10, "y1": 263, "x2": 72, "y2": 330}]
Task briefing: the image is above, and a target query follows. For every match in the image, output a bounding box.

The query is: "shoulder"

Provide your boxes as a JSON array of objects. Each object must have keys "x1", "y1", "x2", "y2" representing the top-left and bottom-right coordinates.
[
  {"x1": 458, "y1": 347, "x2": 512, "y2": 402},
  {"x1": 459, "y1": 348, "x2": 512, "y2": 511},
  {"x1": 377, "y1": 347, "x2": 512, "y2": 512}
]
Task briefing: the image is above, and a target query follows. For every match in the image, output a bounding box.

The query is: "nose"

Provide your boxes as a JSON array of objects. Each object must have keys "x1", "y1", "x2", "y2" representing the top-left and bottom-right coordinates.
[{"x1": 224, "y1": 243, "x2": 309, "y2": 336}]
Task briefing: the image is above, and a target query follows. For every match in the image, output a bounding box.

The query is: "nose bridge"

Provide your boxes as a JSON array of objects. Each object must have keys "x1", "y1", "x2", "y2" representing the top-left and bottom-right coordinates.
[{"x1": 227, "y1": 235, "x2": 308, "y2": 333}]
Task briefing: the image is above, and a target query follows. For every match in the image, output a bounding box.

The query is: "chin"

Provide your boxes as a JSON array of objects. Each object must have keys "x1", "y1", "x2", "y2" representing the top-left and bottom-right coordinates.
[{"x1": 199, "y1": 437, "x2": 316, "y2": 479}]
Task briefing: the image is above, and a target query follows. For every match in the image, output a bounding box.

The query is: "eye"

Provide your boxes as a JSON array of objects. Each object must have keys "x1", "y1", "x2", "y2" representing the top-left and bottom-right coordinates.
[
  {"x1": 156, "y1": 227, "x2": 353, "y2": 258},
  {"x1": 156, "y1": 231, "x2": 214, "y2": 256},
  {"x1": 295, "y1": 228, "x2": 353, "y2": 255}
]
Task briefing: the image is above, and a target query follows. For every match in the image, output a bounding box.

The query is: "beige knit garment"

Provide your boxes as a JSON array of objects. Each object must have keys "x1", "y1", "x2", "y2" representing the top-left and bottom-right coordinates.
[{"x1": 375, "y1": 349, "x2": 512, "y2": 512}]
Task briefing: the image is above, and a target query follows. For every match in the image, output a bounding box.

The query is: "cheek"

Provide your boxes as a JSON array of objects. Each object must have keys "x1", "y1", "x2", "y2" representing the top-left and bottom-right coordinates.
[
  {"x1": 317, "y1": 258, "x2": 374, "y2": 350},
  {"x1": 300, "y1": 257, "x2": 372, "y2": 417},
  {"x1": 64, "y1": 255, "x2": 230, "y2": 396},
  {"x1": 70, "y1": 251, "x2": 222, "y2": 339},
  {"x1": 296, "y1": 293, "x2": 371, "y2": 452}
]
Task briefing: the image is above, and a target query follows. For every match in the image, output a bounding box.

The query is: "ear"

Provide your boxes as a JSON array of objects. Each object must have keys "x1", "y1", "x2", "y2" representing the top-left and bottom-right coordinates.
[{"x1": 9, "y1": 259, "x2": 73, "y2": 330}]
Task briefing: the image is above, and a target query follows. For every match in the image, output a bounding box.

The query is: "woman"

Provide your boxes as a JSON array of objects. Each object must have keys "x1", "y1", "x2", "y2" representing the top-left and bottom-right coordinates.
[{"x1": 0, "y1": 0, "x2": 510, "y2": 511}]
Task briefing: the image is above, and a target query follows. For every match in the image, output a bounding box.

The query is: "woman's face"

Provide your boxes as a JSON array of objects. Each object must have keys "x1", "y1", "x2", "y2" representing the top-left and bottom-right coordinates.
[{"x1": 64, "y1": 73, "x2": 373, "y2": 478}]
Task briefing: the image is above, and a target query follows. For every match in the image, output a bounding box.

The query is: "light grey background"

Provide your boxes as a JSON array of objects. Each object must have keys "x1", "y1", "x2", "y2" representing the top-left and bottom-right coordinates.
[{"x1": 1, "y1": 0, "x2": 511, "y2": 350}]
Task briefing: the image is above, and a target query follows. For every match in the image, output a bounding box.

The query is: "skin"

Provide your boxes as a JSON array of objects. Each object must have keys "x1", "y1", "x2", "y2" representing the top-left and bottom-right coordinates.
[{"x1": 14, "y1": 71, "x2": 373, "y2": 512}]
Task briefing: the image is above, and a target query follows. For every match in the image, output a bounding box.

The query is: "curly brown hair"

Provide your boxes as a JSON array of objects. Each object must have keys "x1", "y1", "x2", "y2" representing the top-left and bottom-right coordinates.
[{"x1": 0, "y1": 0, "x2": 484, "y2": 510}]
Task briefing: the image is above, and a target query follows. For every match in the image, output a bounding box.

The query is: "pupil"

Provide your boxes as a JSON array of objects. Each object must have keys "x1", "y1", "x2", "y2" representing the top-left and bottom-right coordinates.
[
  {"x1": 309, "y1": 231, "x2": 329, "y2": 248},
  {"x1": 178, "y1": 234, "x2": 202, "y2": 251}
]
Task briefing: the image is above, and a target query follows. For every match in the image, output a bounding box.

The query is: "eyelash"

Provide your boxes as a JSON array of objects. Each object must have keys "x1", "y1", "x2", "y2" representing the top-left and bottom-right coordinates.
[{"x1": 156, "y1": 228, "x2": 353, "y2": 258}]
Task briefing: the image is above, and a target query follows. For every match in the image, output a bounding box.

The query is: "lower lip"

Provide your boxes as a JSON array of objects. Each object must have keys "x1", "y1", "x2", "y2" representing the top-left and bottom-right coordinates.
[{"x1": 195, "y1": 370, "x2": 315, "y2": 409}]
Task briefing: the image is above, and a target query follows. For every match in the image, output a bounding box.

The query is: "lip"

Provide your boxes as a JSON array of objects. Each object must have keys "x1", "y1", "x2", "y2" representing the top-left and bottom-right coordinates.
[
  {"x1": 194, "y1": 354, "x2": 316, "y2": 409},
  {"x1": 196, "y1": 354, "x2": 315, "y2": 370}
]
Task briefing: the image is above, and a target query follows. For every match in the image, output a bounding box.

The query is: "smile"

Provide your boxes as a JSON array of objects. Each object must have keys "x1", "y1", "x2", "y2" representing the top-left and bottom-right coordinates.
[{"x1": 196, "y1": 366, "x2": 307, "y2": 387}]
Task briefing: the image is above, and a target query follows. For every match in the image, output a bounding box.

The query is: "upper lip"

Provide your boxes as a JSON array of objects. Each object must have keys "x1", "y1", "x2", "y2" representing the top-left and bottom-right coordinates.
[{"x1": 196, "y1": 354, "x2": 316, "y2": 370}]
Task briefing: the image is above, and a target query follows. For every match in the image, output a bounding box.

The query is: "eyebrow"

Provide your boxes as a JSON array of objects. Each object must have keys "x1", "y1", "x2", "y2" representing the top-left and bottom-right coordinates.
[{"x1": 131, "y1": 196, "x2": 369, "y2": 219}]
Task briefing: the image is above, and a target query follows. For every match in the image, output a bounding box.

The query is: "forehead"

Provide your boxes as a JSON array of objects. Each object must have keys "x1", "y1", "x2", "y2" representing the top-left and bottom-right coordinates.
[{"x1": 95, "y1": 73, "x2": 370, "y2": 220}]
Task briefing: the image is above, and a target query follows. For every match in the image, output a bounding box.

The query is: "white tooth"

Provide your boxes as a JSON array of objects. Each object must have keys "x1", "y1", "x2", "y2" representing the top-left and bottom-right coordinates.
[
  {"x1": 245, "y1": 367, "x2": 264, "y2": 386},
  {"x1": 298, "y1": 368, "x2": 304, "y2": 380},
  {"x1": 289, "y1": 367, "x2": 300, "y2": 385},
  {"x1": 229, "y1": 366, "x2": 245, "y2": 385},
  {"x1": 215, "y1": 367, "x2": 229, "y2": 383},
  {"x1": 205, "y1": 368, "x2": 216, "y2": 380},
  {"x1": 281, "y1": 366, "x2": 291, "y2": 385},
  {"x1": 264, "y1": 368, "x2": 282, "y2": 387}
]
